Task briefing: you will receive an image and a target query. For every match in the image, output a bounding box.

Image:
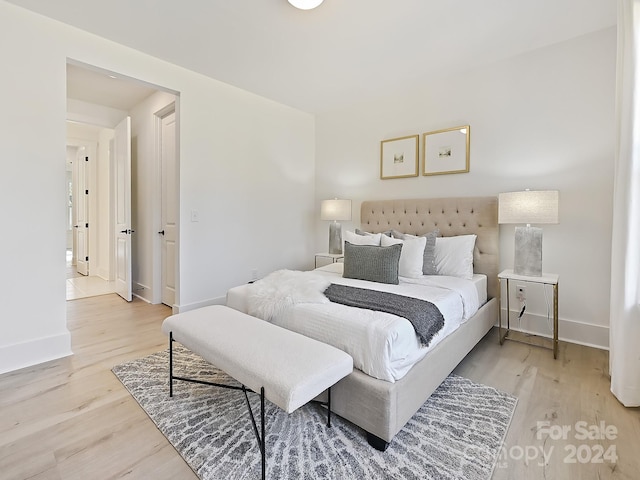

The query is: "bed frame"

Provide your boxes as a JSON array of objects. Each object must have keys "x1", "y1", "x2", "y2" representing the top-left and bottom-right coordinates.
[{"x1": 329, "y1": 196, "x2": 499, "y2": 450}]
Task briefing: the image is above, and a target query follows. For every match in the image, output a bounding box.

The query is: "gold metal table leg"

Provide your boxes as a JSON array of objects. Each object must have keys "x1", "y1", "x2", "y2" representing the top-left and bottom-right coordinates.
[
  {"x1": 498, "y1": 277, "x2": 503, "y2": 344},
  {"x1": 498, "y1": 277, "x2": 510, "y2": 345},
  {"x1": 553, "y1": 283, "x2": 558, "y2": 359}
]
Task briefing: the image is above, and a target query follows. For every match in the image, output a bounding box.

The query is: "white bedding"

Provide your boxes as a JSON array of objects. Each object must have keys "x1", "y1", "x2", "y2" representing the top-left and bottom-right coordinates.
[{"x1": 226, "y1": 263, "x2": 486, "y2": 383}]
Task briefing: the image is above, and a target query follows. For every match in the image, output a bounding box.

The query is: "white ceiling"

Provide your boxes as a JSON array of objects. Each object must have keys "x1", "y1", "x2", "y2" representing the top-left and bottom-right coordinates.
[
  {"x1": 66, "y1": 63, "x2": 159, "y2": 111},
  {"x1": 11, "y1": 0, "x2": 617, "y2": 114}
]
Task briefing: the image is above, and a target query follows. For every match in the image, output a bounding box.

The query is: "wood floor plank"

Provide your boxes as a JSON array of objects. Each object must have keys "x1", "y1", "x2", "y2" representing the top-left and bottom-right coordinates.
[
  {"x1": 0, "y1": 293, "x2": 638, "y2": 479},
  {"x1": 0, "y1": 295, "x2": 196, "y2": 480},
  {"x1": 456, "y1": 335, "x2": 640, "y2": 480}
]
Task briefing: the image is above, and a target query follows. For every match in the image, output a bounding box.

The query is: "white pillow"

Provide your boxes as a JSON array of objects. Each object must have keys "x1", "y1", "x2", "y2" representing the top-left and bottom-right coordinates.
[
  {"x1": 344, "y1": 230, "x2": 381, "y2": 246},
  {"x1": 381, "y1": 234, "x2": 426, "y2": 278},
  {"x1": 434, "y1": 235, "x2": 477, "y2": 279}
]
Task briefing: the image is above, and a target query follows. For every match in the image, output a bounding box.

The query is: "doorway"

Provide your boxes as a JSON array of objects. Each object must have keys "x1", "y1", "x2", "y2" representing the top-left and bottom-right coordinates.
[
  {"x1": 66, "y1": 60, "x2": 180, "y2": 305},
  {"x1": 66, "y1": 126, "x2": 117, "y2": 300}
]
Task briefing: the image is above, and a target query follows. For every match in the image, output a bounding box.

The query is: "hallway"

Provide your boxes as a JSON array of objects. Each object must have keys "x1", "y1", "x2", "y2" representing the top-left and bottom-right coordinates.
[{"x1": 66, "y1": 249, "x2": 115, "y2": 300}]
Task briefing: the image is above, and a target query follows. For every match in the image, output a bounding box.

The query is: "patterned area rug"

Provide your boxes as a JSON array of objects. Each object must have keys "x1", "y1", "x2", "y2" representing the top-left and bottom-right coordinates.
[{"x1": 113, "y1": 345, "x2": 517, "y2": 480}]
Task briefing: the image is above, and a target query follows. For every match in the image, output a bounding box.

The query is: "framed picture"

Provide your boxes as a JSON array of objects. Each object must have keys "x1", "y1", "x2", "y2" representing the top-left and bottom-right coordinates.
[
  {"x1": 422, "y1": 125, "x2": 470, "y2": 176},
  {"x1": 380, "y1": 135, "x2": 419, "y2": 179}
]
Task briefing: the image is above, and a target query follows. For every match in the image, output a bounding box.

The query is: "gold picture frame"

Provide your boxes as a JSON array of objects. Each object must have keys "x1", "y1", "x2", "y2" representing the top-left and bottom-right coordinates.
[
  {"x1": 422, "y1": 125, "x2": 470, "y2": 176},
  {"x1": 380, "y1": 134, "x2": 419, "y2": 179}
]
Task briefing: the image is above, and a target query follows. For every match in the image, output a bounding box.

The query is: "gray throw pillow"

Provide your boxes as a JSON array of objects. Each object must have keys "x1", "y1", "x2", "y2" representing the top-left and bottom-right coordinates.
[
  {"x1": 343, "y1": 241, "x2": 402, "y2": 284},
  {"x1": 390, "y1": 229, "x2": 439, "y2": 275},
  {"x1": 421, "y1": 231, "x2": 438, "y2": 275},
  {"x1": 355, "y1": 228, "x2": 393, "y2": 237}
]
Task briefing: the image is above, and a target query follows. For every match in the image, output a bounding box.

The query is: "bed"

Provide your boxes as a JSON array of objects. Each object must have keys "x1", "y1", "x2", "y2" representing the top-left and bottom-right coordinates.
[{"x1": 226, "y1": 197, "x2": 499, "y2": 450}]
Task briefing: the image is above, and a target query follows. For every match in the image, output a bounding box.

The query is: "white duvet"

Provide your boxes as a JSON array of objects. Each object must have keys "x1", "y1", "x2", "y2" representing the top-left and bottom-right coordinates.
[{"x1": 226, "y1": 263, "x2": 484, "y2": 383}]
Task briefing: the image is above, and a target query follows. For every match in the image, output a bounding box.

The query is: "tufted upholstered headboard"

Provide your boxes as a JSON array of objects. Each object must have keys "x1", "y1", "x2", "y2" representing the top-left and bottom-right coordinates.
[{"x1": 360, "y1": 197, "x2": 499, "y2": 300}]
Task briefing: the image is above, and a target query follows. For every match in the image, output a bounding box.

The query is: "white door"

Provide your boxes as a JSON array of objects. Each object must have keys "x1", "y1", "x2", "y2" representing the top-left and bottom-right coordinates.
[
  {"x1": 75, "y1": 147, "x2": 89, "y2": 276},
  {"x1": 160, "y1": 110, "x2": 177, "y2": 306},
  {"x1": 114, "y1": 116, "x2": 132, "y2": 302}
]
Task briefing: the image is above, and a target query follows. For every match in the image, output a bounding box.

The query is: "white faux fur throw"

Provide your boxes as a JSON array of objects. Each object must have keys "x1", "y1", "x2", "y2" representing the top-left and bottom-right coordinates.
[{"x1": 247, "y1": 270, "x2": 332, "y2": 322}]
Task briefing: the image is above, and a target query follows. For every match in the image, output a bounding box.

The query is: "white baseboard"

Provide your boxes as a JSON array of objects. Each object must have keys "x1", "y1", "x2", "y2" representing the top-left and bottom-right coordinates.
[
  {"x1": 173, "y1": 295, "x2": 226, "y2": 314},
  {"x1": 499, "y1": 308, "x2": 609, "y2": 350},
  {"x1": 0, "y1": 332, "x2": 73, "y2": 375},
  {"x1": 133, "y1": 293, "x2": 152, "y2": 304},
  {"x1": 133, "y1": 282, "x2": 152, "y2": 303},
  {"x1": 96, "y1": 267, "x2": 110, "y2": 281}
]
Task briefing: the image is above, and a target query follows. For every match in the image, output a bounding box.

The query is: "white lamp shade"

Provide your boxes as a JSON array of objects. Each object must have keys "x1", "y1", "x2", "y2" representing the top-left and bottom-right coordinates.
[
  {"x1": 498, "y1": 190, "x2": 559, "y2": 225},
  {"x1": 321, "y1": 199, "x2": 352, "y2": 221},
  {"x1": 288, "y1": 0, "x2": 323, "y2": 10}
]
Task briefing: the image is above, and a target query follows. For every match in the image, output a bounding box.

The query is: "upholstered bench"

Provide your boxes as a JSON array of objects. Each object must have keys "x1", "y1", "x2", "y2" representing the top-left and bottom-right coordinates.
[{"x1": 161, "y1": 305, "x2": 353, "y2": 480}]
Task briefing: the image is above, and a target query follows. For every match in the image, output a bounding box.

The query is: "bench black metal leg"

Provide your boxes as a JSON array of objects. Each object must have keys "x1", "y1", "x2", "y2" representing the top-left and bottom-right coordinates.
[
  {"x1": 312, "y1": 389, "x2": 334, "y2": 427},
  {"x1": 242, "y1": 385, "x2": 266, "y2": 480},
  {"x1": 166, "y1": 338, "x2": 275, "y2": 479},
  {"x1": 261, "y1": 387, "x2": 265, "y2": 480},
  {"x1": 169, "y1": 332, "x2": 174, "y2": 397}
]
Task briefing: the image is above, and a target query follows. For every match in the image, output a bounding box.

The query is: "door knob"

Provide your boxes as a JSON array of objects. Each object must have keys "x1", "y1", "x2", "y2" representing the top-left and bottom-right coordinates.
[
  {"x1": 158, "y1": 230, "x2": 165, "y2": 235},
  {"x1": 120, "y1": 229, "x2": 135, "y2": 234}
]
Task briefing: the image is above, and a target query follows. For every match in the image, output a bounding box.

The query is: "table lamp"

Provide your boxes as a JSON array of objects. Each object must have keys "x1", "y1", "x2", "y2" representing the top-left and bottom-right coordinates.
[
  {"x1": 498, "y1": 190, "x2": 559, "y2": 276},
  {"x1": 320, "y1": 198, "x2": 352, "y2": 254}
]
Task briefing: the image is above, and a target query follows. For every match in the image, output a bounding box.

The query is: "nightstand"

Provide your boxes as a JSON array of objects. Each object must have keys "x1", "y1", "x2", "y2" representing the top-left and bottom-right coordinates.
[
  {"x1": 315, "y1": 253, "x2": 344, "y2": 268},
  {"x1": 498, "y1": 269, "x2": 559, "y2": 359}
]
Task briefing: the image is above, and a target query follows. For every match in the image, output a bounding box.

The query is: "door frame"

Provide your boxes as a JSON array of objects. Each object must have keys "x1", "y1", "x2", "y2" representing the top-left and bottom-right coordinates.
[
  {"x1": 153, "y1": 102, "x2": 180, "y2": 308},
  {"x1": 66, "y1": 59, "x2": 181, "y2": 309}
]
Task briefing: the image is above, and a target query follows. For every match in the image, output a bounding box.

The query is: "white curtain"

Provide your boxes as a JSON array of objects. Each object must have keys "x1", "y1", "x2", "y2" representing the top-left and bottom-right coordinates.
[{"x1": 610, "y1": 0, "x2": 640, "y2": 407}]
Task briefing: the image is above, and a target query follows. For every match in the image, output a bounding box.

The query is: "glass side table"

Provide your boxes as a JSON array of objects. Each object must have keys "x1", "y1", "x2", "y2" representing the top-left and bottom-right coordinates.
[{"x1": 498, "y1": 269, "x2": 559, "y2": 359}]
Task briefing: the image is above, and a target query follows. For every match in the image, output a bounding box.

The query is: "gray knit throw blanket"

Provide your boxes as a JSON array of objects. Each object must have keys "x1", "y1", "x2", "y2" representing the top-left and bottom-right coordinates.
[{"x1": 324, "y1": 284, "x2": 445, "y2": 347}]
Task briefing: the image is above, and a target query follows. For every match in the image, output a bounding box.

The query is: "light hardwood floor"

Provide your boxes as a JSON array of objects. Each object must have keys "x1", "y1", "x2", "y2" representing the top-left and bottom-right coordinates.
[
  {"x1": 455, "y1": 332, "x2": 640, "y2": 479},
  {"x1": 66, "y1": 251, "x2": 116, "y2": 300},
  {"x1": 0, "y1": 295, "x2": 197, "y2": 480},
  {"x1": 0, "y1": 294, "x2": 638, "y2": 479}
]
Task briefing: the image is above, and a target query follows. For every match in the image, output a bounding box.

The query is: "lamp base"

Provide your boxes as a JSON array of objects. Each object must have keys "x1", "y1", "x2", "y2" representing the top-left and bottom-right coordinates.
[
  {"x1": 328, "y1": 222, "x2": 342, "y2": 254},
  {"x1": 514, "y1": 226, "x2": 542, "y2": 276}
]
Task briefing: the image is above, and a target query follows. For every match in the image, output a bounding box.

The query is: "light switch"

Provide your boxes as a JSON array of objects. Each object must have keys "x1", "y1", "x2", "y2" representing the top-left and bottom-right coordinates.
[{"x1": 191, "y1": 209, "x2": 199, "y2": 222}]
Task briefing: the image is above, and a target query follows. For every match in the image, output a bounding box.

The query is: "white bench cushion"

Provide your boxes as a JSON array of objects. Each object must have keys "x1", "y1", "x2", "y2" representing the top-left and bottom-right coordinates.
[{"x1": 162, "y1": 305, "x2": 353, "y2": 413}]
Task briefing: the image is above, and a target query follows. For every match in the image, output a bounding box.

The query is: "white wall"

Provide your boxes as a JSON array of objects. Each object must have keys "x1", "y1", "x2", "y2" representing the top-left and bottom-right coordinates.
[
  {"x1": 0, "y1": 1, "x2": 315, "y2": 373},
  {"x1": 315, "y1": 28, "x2": 616, "y2": 349}
]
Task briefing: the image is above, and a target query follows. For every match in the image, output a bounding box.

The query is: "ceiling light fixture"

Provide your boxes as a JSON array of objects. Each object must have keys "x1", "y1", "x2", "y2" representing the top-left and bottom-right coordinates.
[{"x1": 288, "y1": 0, "x2": 324, "y2": 10}]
